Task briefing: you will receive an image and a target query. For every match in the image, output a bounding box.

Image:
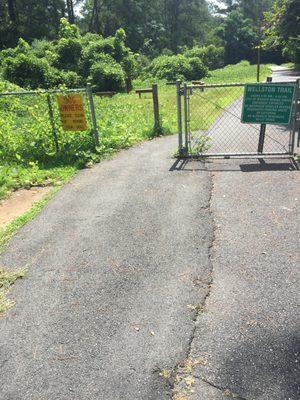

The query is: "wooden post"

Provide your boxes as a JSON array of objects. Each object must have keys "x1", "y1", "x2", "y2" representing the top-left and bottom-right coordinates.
[{"x1": 152, "y1": 84, "x2": 160, "y2": 133}]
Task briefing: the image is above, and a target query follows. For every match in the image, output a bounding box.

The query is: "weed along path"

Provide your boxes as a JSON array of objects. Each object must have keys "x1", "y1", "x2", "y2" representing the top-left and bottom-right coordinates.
[
  {"x1": 0, "y1": 135, "x2": 214, "y2": 399},
  {"x1": 0, "y1": 134, "x2": 299, "y2": 399}
]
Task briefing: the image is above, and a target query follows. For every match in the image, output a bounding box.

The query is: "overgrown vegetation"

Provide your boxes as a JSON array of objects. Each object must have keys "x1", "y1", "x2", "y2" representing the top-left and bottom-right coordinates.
[
  {"x1": 0, "y1": 1, "x2": 295, "y2": 206},
  {"x1": 0, "y1": 267, "x2": 26, "y2": 315},
  {"x1": 0, "y1": 61, "x2": 270, "y2": 201},
  {"x1": 0, "y1": 19, "x2": 136, "y2": 92}
]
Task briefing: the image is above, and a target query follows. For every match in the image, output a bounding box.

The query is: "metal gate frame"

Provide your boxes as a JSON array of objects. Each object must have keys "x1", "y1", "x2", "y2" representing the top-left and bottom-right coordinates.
[{"x1": 176, "y1": 79, "x2": 300, "y2": 159}]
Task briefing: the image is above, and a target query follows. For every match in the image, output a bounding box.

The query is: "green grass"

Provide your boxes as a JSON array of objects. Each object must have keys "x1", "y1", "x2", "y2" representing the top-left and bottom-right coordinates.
[
  {"x1": 205, "y1": 61, "x2": 270, "y2": 84},
  {"x1": 0, "y1": 163, "x2": 76, "y2": 200},
  {"x1": 0, "y1": 186, "x2": 61, "y2": 252},
  {"x1": 0, "y1": 267, "x2": 26, "y2": 315}
]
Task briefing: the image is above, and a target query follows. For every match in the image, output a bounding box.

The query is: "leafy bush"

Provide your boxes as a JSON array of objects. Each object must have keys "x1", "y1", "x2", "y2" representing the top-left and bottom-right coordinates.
[
  {"x1": 89, "y1": 55, "x2": 126, "y2": 92},
  {"x1": 148, "y1": 54, "x2": 208, "y2": 81},
  {"x1": 0, "y1": 19, "x2": 135, "y2": 92},
  {"x1": 187, "y1": 57, "x2": 209, "y2": 80},
  {"x1": 55, "y1": 38, "x2": 82, "y2": 71},
  {"x1": 47, "y1": 70, "x2": 83, "y2": 88},
  {"x1": 184, "y1": 45, "x2": 225, "y2": 70},
  {"x1": 283, "y1": 37, "x2": 300, "y2": 67},
  {"x1": 3, "y1": 54, "x2": 51, "y2": 89},
  {"x1": 59, "y1": 17, "x2": 80, "y2": 39}
]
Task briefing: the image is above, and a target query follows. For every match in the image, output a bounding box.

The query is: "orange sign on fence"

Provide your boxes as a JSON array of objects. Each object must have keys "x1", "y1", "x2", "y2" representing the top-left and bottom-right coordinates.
[{"x1": 57, "y1": 94, "x2": 87, "y2": 131}]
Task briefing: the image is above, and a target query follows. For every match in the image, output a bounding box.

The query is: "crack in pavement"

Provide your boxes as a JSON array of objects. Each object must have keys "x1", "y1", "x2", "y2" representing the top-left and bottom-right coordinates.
[{"x1": 170, "y1": 168, "x2": 216, "y2": 399}]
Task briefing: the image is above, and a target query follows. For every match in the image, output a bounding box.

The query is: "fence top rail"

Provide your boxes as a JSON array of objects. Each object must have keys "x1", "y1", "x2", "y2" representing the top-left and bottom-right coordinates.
[
  {"x1": 0, "y1": 87, "x2": 87, "y2": 97},
  {"x1": 188, "y1": 81, "x2": 298, "y2": 90},
  {"x1": 188, "y1": 82, "x2": 246, "y2": 89}
]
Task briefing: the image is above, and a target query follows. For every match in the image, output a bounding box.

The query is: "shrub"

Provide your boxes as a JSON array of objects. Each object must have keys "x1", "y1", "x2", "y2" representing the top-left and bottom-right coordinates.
[
  {"x1": 79, "y1": 37, "x2": 116, "y2": 78},
  {"x1": 55, "y1": 38, "x2": 83, "y2": 71},
  {"x1": 59, "y1": 17, "x2": 80, "y2": 39},
  {"x1": 32, "y1": 39, "x2": 55, "y2": 58},
  {"x1": 187, "y1": 57, "x2": 209, "y2": 80},
  {"x1": 89, "y1": 55, "x2": 126, "y2": 92},
  {"x1": 46, "y1": 69, "x2": 83, "y2": 88},
  {"x1": 0, "y1": 19, "x2": 136, "y2": 92},
  {"x1": 148, "y1": 54, "x2": 208, "y2": 81},
  {"x1": 283, "y1": 36, "x2": 300, "y2": 67},
  {"x1": 3, "y1": 54, "x2": 51, "y2": 89},
  {"x1": 148, "y1": 55, "x2": 193, "y2": 81},
  {"x1": 184, "y1": 45, "x2": 225, "y2": 70}
]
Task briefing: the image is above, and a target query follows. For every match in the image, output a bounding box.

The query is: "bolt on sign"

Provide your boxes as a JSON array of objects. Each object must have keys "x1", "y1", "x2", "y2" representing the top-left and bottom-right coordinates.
[
  {"x1": 57, "y1": 94, "x2": 87, "y2": 131},
  {"x1": 241, "y1": 84, "x2": 296, "y2": 125}
]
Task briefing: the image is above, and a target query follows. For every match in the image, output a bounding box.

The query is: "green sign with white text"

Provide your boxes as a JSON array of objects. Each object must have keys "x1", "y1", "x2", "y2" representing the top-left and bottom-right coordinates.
[{"x1": 241, "y1": 83, "x2": 295, "y2": 125}]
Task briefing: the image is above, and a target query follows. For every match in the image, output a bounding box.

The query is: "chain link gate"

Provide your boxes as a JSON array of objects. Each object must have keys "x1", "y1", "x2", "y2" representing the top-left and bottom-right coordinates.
[{"x1": 176, "y1": 80, "x2": 300, "y2": 158}]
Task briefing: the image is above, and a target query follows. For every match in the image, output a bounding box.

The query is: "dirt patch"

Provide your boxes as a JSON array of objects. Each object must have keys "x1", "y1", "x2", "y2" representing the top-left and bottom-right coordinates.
[{"x1": 0, "y1": 187, "x2": 52, "y2": 229}]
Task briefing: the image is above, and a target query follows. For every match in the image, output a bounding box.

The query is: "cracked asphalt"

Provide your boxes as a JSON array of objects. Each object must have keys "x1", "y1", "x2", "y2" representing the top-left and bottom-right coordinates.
[
  {"x1": 0, "y1": 135, "x2": 213, "y2": 400},
  {"x1": 189, "y1": 158, "x2": 299, "y2": 400},
  {"x1": 0, "y1": 138, "x2": 299, "y2": 398}
]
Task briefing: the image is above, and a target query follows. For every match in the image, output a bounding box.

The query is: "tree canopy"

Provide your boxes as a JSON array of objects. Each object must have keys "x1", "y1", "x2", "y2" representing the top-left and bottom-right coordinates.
[{"x1": 0, "y1": 0, "x2": 297, "y2": 70}]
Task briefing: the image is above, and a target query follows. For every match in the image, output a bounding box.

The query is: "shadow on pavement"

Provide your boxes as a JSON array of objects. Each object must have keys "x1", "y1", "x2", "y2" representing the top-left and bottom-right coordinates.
[
  {"x1": 214, "y1": 331, "x2": 300, "y2": 399},
  {"x1": 169, "y1": 158, "x2": 298, "y2": 172}
]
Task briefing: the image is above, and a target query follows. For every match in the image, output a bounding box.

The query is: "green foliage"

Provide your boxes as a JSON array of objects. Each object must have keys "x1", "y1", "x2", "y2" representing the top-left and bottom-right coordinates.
[
  {"x1": 263, "y1": 0, "x2": 300, "y2": 66},
  {"x1": 0, "y1": 19, "x2": 136, "y2": 92},
  {"x1": 216, "y1": 10, "x2": 257, "y2": 64},
  {"x1": 0, "y1": 267, "x2": 26, "y2": 315},
  {"x1": 148, "y1": 54, "x2": 208, "y2": 81},
  {"x1": 0, "y1": 61, "x2": 269, "y2": 201},
  {"x1": 0, "y1": 163, "x2": 75, "y2": 200},
  {"x1": 59, "y1": 17, "x2": 80, "y2": 39},
  {"x1": 3, "y1": 53, "x2": 52, "y2": 89},
  {"x1": 89, "y1": 56, "x2": 126, "y2": 92},
  {"x1": 184, "y1": 45, "x2": 225, "y2": 70},
  {"x1": 55, "y1": 38, "x2": 83, "y2": 71}
]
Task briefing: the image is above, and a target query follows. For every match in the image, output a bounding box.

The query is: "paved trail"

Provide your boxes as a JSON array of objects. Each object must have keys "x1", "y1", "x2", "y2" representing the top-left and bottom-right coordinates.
[
  {"x1": 188, "y1": 158, "x2": 299, "y2": 400},
  {"x1": 0, "y1": 72, "x2": 299, "y2": 399},
  {"x1": 0, "y1": 136, "x2": 214, "y2": 400}
]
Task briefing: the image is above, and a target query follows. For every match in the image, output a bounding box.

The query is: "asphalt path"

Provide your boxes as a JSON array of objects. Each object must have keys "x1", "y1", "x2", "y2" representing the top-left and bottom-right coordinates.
[
  {"x1": 187, "y1": 158, "x2": 299, "y2": 400},
  {"x1": 0, "y1": 136, "x2": 214, "y2": 400},
  {"x1": 0, "y1": 70, "x2": 299, "y2": 399}
]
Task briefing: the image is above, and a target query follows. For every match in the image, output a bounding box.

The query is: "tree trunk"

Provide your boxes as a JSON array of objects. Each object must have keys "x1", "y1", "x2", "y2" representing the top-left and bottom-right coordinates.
[
  {"x1": 7, "y1": 0, "x2": 18, "y2": 23},
  {"x1": 66, "y1": 0, "x2": 75, "y2": 24}
]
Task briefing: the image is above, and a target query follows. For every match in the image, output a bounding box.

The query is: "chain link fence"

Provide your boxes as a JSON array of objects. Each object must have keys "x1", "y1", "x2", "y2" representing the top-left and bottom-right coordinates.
[
  {"x1": 177, "y1": 81, "x2": 299, "y2": 158},
  {"x1": 0, "y1": 87, "x2": 99, "y2": 163}
]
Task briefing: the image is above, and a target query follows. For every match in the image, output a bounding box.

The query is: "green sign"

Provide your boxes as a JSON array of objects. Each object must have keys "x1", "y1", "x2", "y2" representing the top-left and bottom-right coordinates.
[{"x1": 241, "y1": 83, "x2": 296, "y2": 125}]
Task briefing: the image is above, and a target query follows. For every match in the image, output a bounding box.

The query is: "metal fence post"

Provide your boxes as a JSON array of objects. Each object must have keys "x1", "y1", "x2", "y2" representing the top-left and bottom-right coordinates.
[
  {"x1": 152, "y1": 84, "x2": 161, "y2": 134},
  {"x1": 258, "y1": 76, "x2": 272, "y2": 153},
  {"x1": 176, "y1": 80, "x2": 183, "y2": 155},
  {"x1": 46, "y1": 94, "x2": 59, "y2": 153},
  {"x1": 183, "y1": 82, "x2": 189, "y2": 155},
  {"x1": 290, "y1": 79, "x2": 300, "y2": 155},
  {"x1": 87, "y1": 84, "x2": 100, "y2": 147}
]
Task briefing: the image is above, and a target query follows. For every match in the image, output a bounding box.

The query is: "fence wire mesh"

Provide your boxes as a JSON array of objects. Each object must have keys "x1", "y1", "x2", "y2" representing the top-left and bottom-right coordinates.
[
  {"x1": 184, "y1": 84, "x2": 296, "y2": 156},
  {"x1": 0, "y1": 88, "x2": 95, "y2": 163}
]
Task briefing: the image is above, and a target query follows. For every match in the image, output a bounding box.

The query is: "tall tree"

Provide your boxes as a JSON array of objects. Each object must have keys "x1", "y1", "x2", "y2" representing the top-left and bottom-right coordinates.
[
  {"x1": 263, "y1": 0, "x2": 300, "y2": 66},
  {"x1": 66, "y1": 0, "x2": 75, "y2": 23},
  {"x1": 0, "y1": 0, "x2": 66, "y2": 49}
]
